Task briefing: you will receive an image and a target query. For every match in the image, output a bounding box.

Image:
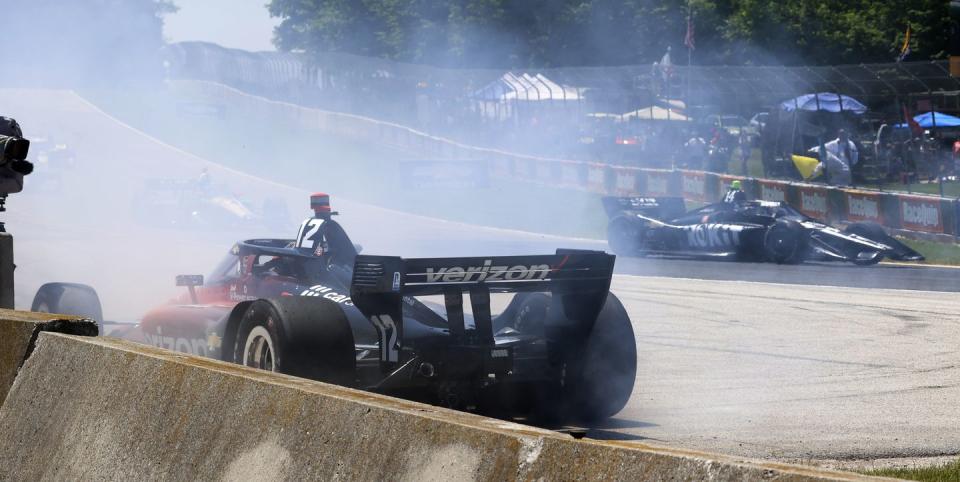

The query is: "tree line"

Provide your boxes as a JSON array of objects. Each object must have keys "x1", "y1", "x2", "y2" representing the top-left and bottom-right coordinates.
[{"x1": 266, "y1": 0, "x2": 949, "y2": 68}]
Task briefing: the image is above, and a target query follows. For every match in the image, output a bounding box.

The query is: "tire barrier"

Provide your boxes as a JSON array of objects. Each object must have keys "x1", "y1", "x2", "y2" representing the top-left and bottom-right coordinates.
[
  {"x1": 0, "y1": 328, "x2": 879, "y2": 481},
  {"x1": 169, "y1": 79, "x2": 960, "y2": 239}
]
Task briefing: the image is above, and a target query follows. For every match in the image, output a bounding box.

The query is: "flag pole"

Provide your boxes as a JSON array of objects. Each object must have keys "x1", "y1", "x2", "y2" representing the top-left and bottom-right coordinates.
[{"x1": 686, "y1": 1, "x2": 692, "y2": 112}]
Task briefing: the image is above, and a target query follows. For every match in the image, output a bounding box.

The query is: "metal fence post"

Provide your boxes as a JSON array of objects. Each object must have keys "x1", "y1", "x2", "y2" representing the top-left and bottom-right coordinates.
[{"x1": 0, "y1": 232, "x2": 13, "y2": 309}]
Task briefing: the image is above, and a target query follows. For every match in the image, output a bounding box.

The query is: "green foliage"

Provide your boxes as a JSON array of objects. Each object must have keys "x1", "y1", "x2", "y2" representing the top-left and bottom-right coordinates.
[
  {"x1": 863, "y1": 458, "x2": 960, "y2": 481},
  {"x1": 267, "y1": 0, "x2": 948, "y2": 67}
]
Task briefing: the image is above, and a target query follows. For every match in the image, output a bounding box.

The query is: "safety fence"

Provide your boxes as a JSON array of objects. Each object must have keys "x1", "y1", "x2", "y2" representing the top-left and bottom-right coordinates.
[
  {"x1": 172, "y1": 80, "x2": 960, "y2": 239},
  {"x1": 162, "y1": 42, "x2": 960, "y2": 164}
]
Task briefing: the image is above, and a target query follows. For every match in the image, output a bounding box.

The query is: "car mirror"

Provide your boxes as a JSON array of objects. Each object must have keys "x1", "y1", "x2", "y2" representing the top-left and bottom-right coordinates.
[{"x1": 175, "y1": 274, "x2": 204, "y2": 287}]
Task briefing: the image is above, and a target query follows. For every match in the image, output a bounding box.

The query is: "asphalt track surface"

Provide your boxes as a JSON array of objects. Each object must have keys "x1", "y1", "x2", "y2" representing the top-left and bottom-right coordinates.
[{"x1": 4, "y1": 88, "x2": 960, "y2": 462}]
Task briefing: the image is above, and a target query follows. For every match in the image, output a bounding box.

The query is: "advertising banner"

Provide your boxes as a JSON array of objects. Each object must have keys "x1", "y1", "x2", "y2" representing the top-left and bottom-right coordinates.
[
  {"x1": 609, "y1": 167, "x2": 638, "y2": 195},
  {"x1": 680, "y1": 171, "x2": 707, "y2": 203},
  {"x1": 644, "y1": 170, "x2": 672, "y2": 197},
  {"x1": 758, "y1": 180, "x2": 788, "y2": 203},
  {"x1": 587, "y1": 163, "x2": 610, "y2": 193},
  {"x1": 796, "y1": 185, "x2": 830, "y2": 219},
  {"x1": 845, "y1": 191, "x2": 884, "y2": 224},
  {"x1": 899, "y1": 195, "x2": 943, "y2": 233}
]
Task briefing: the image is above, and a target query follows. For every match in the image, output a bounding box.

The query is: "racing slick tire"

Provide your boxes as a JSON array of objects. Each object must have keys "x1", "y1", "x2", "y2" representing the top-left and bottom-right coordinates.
[
  {"x1": 607, "y1": 216, "x2": 645, "y2": 257},
  {"x1": 763, "y1": 219, "x2": 808, "y2": 264},
  {"x1": 233, "y1": 298, "x2": 356, "y2": 386},
  {"x1": 31, "y1": 282, "x2": 103, "y2": 323},
  {"x1": 564, "y1": 292, "x2": 637, "y2": 422},
  {"x1": 494, "y1": 292, "x2": 637, "y2": 423}
]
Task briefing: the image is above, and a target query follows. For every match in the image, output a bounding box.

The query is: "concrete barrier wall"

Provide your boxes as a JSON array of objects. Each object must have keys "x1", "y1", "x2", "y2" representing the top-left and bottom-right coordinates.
[
  {"x1": 0, "y1": 310, "x2": 96, "y2": 404},
  {"x1": 0, "y1": 331, "x2": 884, "y2": 481}
]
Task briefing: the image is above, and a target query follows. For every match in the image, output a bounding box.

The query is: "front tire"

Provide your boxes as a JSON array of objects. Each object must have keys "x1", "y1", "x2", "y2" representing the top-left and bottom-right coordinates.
[
  {"x1": 232, "y1": 298, "x2": 356, "y2": 385},
  {"x1": 763, "y1": 220, "x2": 807, "y2": 264},
  {"x1": 234, "y1": 301, "x2": 285, "y2": 373},
  {"x1": 31, "y1": 282, "x2": 103, "y2": 323}
]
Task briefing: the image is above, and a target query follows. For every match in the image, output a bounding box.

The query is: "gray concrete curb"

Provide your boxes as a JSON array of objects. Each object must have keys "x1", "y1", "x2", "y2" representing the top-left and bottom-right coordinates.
[
  {"x1": 0, "y1": 310, "x2": 96, "y2": 404},
  {"x1": 0, "y1": 332, "x2": 898, "y2": 481}
]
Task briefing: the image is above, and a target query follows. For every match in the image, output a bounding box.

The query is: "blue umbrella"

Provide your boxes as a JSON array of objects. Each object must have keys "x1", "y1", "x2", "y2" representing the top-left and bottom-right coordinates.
[
  {"x1": 780, "y1": 93, "x2": 867, "y2": 114},
  {"x1": 895, "y1": 111, "x2": 960, "y2": 129}
]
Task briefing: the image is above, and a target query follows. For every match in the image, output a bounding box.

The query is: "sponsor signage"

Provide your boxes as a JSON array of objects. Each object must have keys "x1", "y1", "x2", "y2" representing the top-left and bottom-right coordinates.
[
  {"x1": 845, "y1": 192, "x2": 883, "y2": 223},
  {"x1": 613, "y1": 168, "x2": 638, "y2": 195},
  {"x1": 491, "y1": 158, "x2": 511, "y2": 177},
  {"x1": 759, "y1": 181, "x2": 787, "y2": 202},
  {"x1": 681, "y1": 171, "x2": 706, "y2": 202},
  {"x1": 645, "y1": 171, "x2": 671, "y2": 196},
  {"x1": 797, "y1": 186, "x2": 829, "y2": 219},
  {"x1": 559, "y1": 162, "x2": 583, "y2": 187},
  {"x1": 536, "y1": 161, "x2": 554, "y2": 183},
  {"x1": 514, "y1": 159, "x2": 536, "y2": 179},
  {"x1": 900, "y1": 196, "x2": 943, "y2": 233},
  {"x1": 587, "y1": 163, "x2": 609, "y2": 193}
]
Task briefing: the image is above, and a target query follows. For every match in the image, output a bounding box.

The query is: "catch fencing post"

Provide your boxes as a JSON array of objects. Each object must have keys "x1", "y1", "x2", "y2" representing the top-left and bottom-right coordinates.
[{"x1": 0, "y1": 232, "x2": 12, "y2": 309}]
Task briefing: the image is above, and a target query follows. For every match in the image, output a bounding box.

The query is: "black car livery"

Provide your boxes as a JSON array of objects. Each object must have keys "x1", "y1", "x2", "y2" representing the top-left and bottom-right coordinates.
[
  {"x1": 34, "y1": 219, "x2": 637, "y2": 423},
  {"x1": 604, "y1": 197, "x2": 924, "y2": 265}
]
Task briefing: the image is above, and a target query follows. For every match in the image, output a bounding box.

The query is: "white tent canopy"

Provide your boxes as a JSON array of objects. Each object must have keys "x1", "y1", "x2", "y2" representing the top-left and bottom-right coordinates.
[
  {"x1": 590, "y1": 106, "x2": 689, "y2": 122},
  {"x1": 472, "y1": 72, "x2": 583, "y2": 102}
]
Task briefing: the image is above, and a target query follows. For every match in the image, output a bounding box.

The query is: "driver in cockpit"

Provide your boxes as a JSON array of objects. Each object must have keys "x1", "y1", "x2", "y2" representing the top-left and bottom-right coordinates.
[{"x1": 723, "y1": 179, "x2": 747, "y2": 203}]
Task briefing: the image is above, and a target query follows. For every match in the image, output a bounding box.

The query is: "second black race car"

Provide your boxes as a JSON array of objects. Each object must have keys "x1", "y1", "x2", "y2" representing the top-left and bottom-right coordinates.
[{"x1": 604, "y1": 196, "x2": 924, "y2": 265}]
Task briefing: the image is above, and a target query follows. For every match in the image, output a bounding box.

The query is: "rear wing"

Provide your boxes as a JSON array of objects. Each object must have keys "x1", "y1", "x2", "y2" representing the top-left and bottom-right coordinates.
[
  {"x1": 602, "y1": 196, "x2": 686, "y2": 220},
  {"x1": 350, "y1": 249, "x2": 615, "y2": 365}
]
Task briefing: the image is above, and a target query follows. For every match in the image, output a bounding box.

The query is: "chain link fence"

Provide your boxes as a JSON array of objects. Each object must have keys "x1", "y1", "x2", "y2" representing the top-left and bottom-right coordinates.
[{"x1": 163, "y1": 41, "x2": 960, "y2": 188}]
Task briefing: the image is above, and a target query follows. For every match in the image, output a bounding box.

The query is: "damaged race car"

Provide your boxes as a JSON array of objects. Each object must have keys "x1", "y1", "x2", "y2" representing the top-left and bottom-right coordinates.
[
  {"x1": 603, "y1": 196, "x2": 924, "y2": 265},
  {"x1": 33, "y1": 194, "x2": 637, "y2": 422}
]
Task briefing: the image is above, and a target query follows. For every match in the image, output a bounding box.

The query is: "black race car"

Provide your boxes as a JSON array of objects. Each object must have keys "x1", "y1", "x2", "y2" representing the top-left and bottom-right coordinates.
[
  {"x1": 604, "y1": 196, "x2": 924, "y2": 265},
  {"x1": 34, "y1": 211, "x2": 636, "y2": 423}
]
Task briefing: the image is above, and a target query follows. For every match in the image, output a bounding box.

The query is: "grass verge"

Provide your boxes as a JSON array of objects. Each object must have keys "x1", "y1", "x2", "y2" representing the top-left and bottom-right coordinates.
[
  {"x1": 862, "y1": 458, "x2": 960, "y2": 481},
  {"x1": 898, "y1": 237, "x2": 960, "y2": 265}
]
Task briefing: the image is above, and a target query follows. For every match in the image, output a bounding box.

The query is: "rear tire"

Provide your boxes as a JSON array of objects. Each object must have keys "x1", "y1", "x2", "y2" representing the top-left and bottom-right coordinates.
[
  {"x1": 607, "y1": 216, "x2": 645, "y2": 257},
  {"x1": 564, "y1": 292, "x2": 638, "y2": 422},
  {"x1": 31, "y1": 283, "x2": 103, "y2": 323}
]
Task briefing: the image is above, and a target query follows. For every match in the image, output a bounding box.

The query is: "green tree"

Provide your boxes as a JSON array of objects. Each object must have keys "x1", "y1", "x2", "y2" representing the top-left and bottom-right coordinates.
[{"x1": 267, "y1": 0, "x2": 949, "y2": 67}]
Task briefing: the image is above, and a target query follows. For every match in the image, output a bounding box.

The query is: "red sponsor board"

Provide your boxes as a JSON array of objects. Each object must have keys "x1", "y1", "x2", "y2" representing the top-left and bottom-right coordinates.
[
  {"x1": 758, "y1": 180, "x2": 788, "y2": 202},
  {"x1": 587, "y1": 163, "x2": 610, "y2": 193},
  {"x1": 644, "y1": 171, "x2": 671, "y2": 196},
  {"x1": 796, "y1": 185, "x2": 830, "y2": 219},
  {"x1": 558, "y1": 161, "x2": 584, "y2": 188},
  {"x1": 491, "y1": 158, "x2": 511, "y2": 178},
  {"x1": 680, "y1": 171, "x2": 707, "y2": 202},
  {"x1": 610, "y1": 167, "x2": 639, "y2": 195},
  {"x1": 899, "y1": 195, "x2": 943, "y2": 233},
  {"x1": 514, "y1": 159, "x2": 536, "y2": 180},
  {"x1": 535, "y1": 161, "x2": 555, "y2": 183},
  {"x1": 845, "y1": 191, "x2": 883, "y2": 224}
]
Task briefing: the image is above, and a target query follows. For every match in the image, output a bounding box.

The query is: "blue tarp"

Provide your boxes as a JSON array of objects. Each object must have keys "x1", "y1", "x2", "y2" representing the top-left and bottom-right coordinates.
[
  {"x1": 895, "y1": 111, "x2": 960, "y2": 129},
  {"x1": 780, "y1": 93, "x2": 867, "y2": 114}
]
